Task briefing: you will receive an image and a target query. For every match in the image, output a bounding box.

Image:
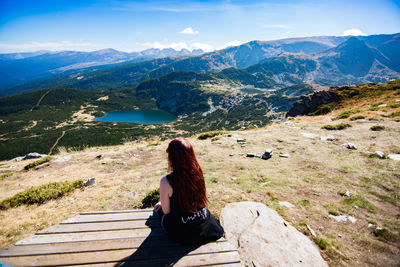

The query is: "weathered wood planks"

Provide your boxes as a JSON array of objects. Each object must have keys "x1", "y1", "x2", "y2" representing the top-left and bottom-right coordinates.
[
  {"x1": 37, "y1": 220, "x2": 159, "y2": 234},
  {"x1": 0, "y1": 209, "x2": 242, "y2": 266},
  {"x1": 0, "y1": 243, "x2": 239, "y2": 266},
  {"x1": 61, "y1": 210, "x2": 154, "y2": 224}
]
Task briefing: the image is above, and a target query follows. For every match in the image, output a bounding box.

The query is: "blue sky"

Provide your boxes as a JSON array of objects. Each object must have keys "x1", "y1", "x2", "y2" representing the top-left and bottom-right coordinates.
[{"x1": 0, "y1": 0, "x2": 399, "y2": 53}]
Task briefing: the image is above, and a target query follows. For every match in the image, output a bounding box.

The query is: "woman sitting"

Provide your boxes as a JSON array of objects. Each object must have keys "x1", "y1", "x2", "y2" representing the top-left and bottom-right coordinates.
[{"x1": 154, "y1": 137, "x2": 224, "y2": 245}]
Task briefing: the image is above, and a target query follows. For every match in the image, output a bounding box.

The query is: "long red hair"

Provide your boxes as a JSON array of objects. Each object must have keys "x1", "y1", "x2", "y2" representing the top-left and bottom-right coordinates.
[{"x1": 167, "y1": 137, "x2": 209, "y2": 213}]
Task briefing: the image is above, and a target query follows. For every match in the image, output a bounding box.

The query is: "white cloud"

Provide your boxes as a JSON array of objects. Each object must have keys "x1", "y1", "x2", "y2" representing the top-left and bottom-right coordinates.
[
  {"x1": 342, "y1": 29, "x2": 367, "y2": 36},
  {"x1": 180, "y1": 27, "x2": 199, "y2": 35},
  {"x1": 191, "y1": 42, "x2": 214, "y2": 52},
  {"x1": 0, "y1": 41, "x2": 98, "y2": 53},
  {"x1": 218, "y1": 40, "x2": 242, "y2": 50},
  {"x1": 142, "y1": 42, "x2": 166, "y2": 49},
  {"x1": 171, "y1": 42, "x2": 189, "y2": 51},
  {"x1": 263, "y1": 24, "x2": 291, "y2": 29},
  {"x1": 140, "y1": 41, "x2": 214, "y2": 52}
]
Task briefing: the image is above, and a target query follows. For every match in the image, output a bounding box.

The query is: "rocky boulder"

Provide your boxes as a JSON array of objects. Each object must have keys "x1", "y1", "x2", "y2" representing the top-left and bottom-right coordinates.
[
  {"x1": 23, "y1": 152, "x2": 46, "y2": 159},
  {"x1": 220, "y1": 202, "x2": 328, "y2": 267},
  {"x1": 287, "y1": 90, "x2": 342, "y2": 117},
  {"x1": 11, "y1": 152, "x2": 47, "y2": 162}
]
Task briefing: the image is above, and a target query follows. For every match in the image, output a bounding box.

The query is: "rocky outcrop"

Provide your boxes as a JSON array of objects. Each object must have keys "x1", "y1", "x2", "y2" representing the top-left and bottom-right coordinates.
[
  {"x1": 286, "y1": 90, "x2": 342, "y2": 117},
  {"x1": 220, "y1": 202, "x2": 328, "y2": 267},
  {"x1": 11, "y1": 152, "x2": 47, "y2": 162}
]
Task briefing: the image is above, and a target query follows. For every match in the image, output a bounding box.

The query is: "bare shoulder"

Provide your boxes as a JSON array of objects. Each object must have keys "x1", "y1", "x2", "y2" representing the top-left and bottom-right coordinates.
[
  {"x1": 160, "y1": 176, "x2": 173, "y2": 197},
  {"x1": 160, "y1": 176, "x2": 173, "y2": 191},
  {"x1": 160, "y1": 175, "x2": 170, "y2": 185}
]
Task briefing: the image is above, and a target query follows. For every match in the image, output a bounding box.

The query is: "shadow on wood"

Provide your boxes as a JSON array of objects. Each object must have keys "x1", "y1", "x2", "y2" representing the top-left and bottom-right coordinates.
[
  {"x1": 115, "y1": 211, "x2": 200, "y2": 266},
  {"x1": 0, "y1": 209, "x2": 240, "y2": 266}
]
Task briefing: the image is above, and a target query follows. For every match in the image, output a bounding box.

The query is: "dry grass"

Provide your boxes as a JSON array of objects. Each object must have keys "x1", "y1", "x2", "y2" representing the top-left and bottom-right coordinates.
[
  {"x1": 0, "y1": 92, "x2": 399, "y2": 266},
  {"x1": 56, "y1": 105, "x2": 96, "y2": 129},
  {"x1": 326, "y1": 89, "x2": 400, "y2": 123}
]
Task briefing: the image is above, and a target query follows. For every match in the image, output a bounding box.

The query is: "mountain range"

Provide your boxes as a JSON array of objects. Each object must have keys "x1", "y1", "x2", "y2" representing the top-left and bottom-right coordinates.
[
  {"x1": 1, "y1": 33, "x2": 399, "y2": 97},
  {"x1": 0, "y1": 47, "x2": 203, "y2": 91}
]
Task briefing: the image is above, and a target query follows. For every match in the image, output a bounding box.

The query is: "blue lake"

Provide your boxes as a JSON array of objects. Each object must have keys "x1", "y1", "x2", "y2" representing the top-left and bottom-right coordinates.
[{"x1": 93, "y1": 110, "x2": 176, "y2": 124}]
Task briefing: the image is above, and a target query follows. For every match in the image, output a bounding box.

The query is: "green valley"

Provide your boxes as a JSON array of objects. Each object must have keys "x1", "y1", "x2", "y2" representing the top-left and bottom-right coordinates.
[{"x1": 0, "y1": 71, "x2": 306, "y2": 160}]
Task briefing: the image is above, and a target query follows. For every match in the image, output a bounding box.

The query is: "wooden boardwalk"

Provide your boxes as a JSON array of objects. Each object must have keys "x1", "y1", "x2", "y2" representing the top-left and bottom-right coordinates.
[{"x1": 0, "y1": 209, "x2": 241, "y2": 266}]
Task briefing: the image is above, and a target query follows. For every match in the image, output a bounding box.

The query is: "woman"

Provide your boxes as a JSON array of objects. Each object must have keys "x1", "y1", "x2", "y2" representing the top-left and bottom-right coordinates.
[{"x1": 154, "y1": 137, "x2": 224, "y2": 245}]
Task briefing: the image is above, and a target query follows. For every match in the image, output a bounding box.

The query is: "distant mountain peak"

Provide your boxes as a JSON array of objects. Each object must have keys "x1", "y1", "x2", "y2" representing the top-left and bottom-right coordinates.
[
  {"x1": 91, "y1": 48, "x2": 126, "y2": 56},
  {"x1": 192, "y1": 49, "x2": 205, "y2": 55},
  {"x1": 335, "y1": 36, "x2": 368, "y2": 50},
  {"x1": 325, "y1": 37, "x2": 383, "y2": 77},
  {"x1": 96, "y1": 48, "x2": 120, "y2": 53}
]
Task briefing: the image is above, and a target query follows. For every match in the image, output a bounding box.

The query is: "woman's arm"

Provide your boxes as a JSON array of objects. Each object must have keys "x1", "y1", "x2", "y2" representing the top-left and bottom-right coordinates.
[{"x1": 155, "y1": 176, "x2": 173, "y2": 214}]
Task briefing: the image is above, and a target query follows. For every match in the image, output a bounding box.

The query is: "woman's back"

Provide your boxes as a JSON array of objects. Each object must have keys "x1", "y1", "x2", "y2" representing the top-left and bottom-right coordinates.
[
  {"x1": 162, "y1": 174, "x2": 223, "y2": 245},
  {"x1": 154, "y1": 138, "x2": 224, "y2": 245}
]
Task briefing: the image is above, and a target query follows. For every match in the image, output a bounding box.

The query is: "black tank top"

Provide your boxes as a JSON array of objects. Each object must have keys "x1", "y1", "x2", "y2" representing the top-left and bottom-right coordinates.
[{"x1": 162, "y1": 175, "x2": 224, "y2": 245}]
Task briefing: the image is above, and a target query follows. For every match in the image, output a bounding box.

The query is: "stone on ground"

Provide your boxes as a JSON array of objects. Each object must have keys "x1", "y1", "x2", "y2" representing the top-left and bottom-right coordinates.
[
  {"x1": 279, "y1": 201, "x2": 294, "y2": 208},
  {"x1": 329, "y1": 214, "x2": 357, "y2": 223},
  {"x1": 388, "y1": 154, "x2": 400, "y2": 161},
  {"x1": 301, "y1": 132, "x2": 319, "y2": 139},
  {"x1": 220, "y1": 201, "x2": 328, "y2": 267},
  {"x1": 54, "y1": 155, "x2": 72, "y2": 162},
  {"x1": 375, "y1": 151, "x2": 385, "y2": 158},
  {"x1": 261, "y1": 149, "x2": 273, "y2": 160},
  {"x1": 84, "y1": 177, "x2": 96, "y2": 186},
  {"x1": 346, "y1": 143, "x2": 357, "y2": 150}
]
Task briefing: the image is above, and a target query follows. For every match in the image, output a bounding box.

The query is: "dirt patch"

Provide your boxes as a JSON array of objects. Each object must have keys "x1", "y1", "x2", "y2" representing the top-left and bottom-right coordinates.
[
  {"x1": 22, "y1": 121, "x2": 38, "y2": 131},
  {"x1": 96, "y1": 96, "x2": 109, "y2": 101},
  {"x1": 56, "y1": 105, "x2": 96, "y2": 129}
]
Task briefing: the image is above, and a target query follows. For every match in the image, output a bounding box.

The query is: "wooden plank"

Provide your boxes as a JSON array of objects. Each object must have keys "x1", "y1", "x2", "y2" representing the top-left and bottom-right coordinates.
[
  {"x1": 15, "y1": 228, "x2": 167, "y2": 245},
  {"x1": 108, "y1": 251, "x2": 241, "y2": 267},
  {"x1": 61, "y1": 212, "x2": 155, "y2": 224},
  {"x1": 73, "y1": 263, "x2": 243, "y2": 267},
  {"x1": 37, "y1": 219, "x2": 160, "y2": 234},
  {"x1": 124, "y1": 251, "x2": 242, "y2": 267},
  {"x1": 207, "y1": 264, "x2": 243, "y2": 267},
  {"x1": 0, "y1": 238, "x2": 227, "y2": 257},
  {"x1": 74, "y1": 262, "x2": 243, "y2": 267},
  {"x1": 0, "y1": 242, "x2": 239, "y2": 266},
  {"x1": 80, "y1": 209, "x2": 153, "y2": 215}
]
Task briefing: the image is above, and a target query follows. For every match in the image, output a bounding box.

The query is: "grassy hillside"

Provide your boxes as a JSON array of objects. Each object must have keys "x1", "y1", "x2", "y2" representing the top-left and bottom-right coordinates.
[
  {"x1": 0, "y1": 85, "x2": 399, "y2": 266},
  {"x1": 0, "y1": 88, "x2": 164, "y2": 160},
  {"x1": 288, "y1": 79, "x2": 400, "y2": 117},
  {"x1": 0, "y1": 75, "x2": 300, "y2": 160}
]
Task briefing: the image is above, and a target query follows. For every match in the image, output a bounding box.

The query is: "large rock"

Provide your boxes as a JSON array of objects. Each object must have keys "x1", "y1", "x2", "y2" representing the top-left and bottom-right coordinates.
[
  {"x1": 287, "y1": 90, "x2": 342, "y2": 117},
  {"x1": 220, "y1": 202, "x2": 328, "y2": 267},
  {"x1": 11, "y1": 152, "x2": 47, "y2": 161},
  {"x1": 23, "y1": 152, "x2": 46, "y2": 159}
]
